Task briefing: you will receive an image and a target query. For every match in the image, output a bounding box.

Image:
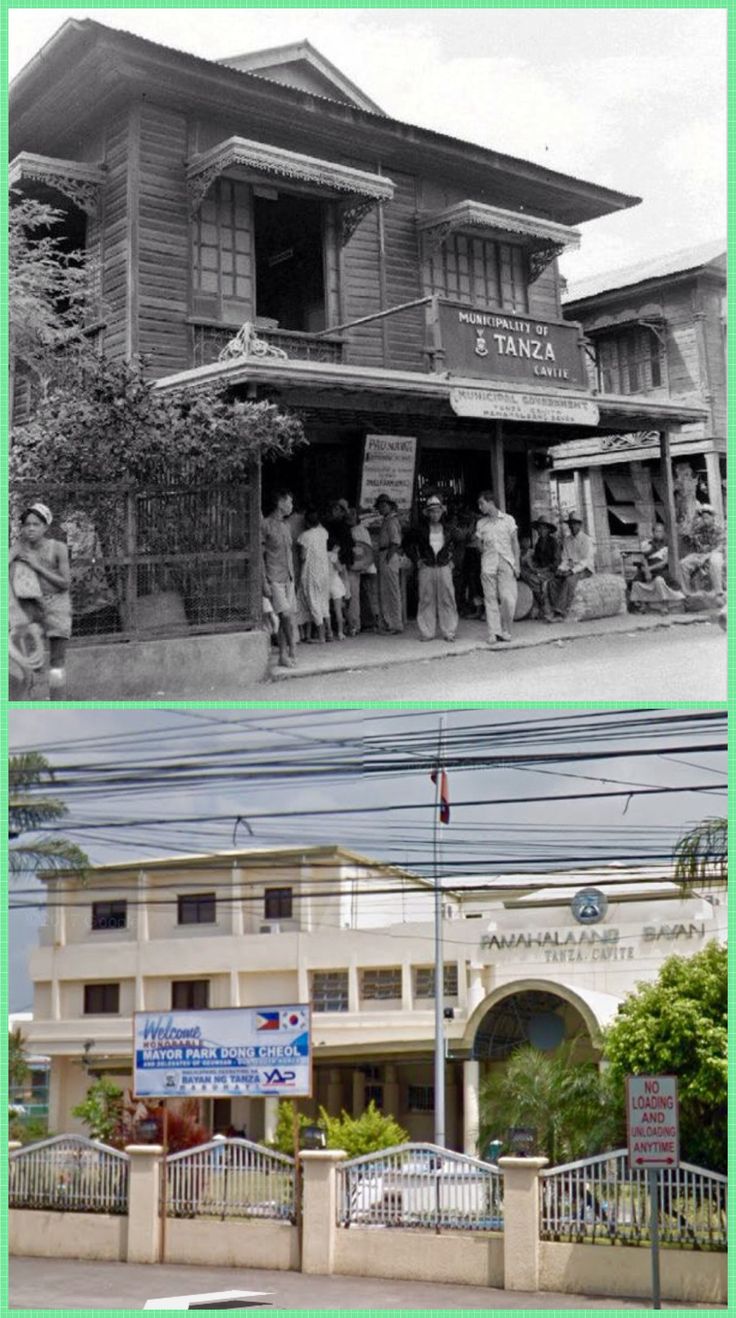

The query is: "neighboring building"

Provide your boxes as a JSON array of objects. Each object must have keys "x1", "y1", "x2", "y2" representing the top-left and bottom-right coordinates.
[
  {"x1": 551, "y1": 242, "x2": 726, "y2": 568},
  {"x1": 9, "y1": 1011, "x2": 51, "y2": 1120},
  {"x1": 10, "y1": 19, "x2": 705, "y2": 570},
  {"x1": 24, "y1": 844, "x2": 726, "y2": 1152}
]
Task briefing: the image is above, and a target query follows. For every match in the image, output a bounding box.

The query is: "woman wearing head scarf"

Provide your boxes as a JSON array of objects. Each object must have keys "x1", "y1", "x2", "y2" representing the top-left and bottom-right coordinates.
[
  {"x1": 407, "y1": 494, "x2": 459, "y2": 642},
  {"x1": 10, "y1": 502, "x2": 72, "y2": 698}
]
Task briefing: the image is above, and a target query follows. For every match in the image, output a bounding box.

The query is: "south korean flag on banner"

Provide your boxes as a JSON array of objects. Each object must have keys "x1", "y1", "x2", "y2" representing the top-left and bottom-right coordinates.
[{"x1": 281, "y1": 1008, "x2": 308, "y2": 1031}]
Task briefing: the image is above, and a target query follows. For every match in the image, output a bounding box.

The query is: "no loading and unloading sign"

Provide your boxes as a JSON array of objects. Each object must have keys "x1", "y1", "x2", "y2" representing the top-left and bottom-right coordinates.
[{"x1": 626, "y1": 1075, "x2": 680, "y2": 1169}]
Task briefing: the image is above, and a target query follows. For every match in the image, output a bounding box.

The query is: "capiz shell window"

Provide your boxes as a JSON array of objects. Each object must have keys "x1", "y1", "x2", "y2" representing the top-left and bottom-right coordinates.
[
  {"x1": 311, "y1": 970, "x2": 349, "y2": 1012},
  {"x1": 424, "y1": 234, "x2": 529, "y2": 313}
]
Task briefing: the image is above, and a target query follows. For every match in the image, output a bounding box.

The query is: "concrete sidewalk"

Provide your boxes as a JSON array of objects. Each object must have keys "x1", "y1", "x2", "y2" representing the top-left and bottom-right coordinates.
[
  {"x1": 8, "y1": 1256, "x2": 722, "y2": 1310},
  {"x1": 268, "y1": 608, "x2": 716, "y2": 683}
]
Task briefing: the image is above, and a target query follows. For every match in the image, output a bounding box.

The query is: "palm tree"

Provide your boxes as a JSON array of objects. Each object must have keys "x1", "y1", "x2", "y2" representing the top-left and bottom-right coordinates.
[
  {"x1": 9, "y1": 751, "x2": 88, "y2": 879},
  {"x1": 673, "y1": 817, "x2": 727, "y2": 893},
  {"x1": 478, "y1": 1043, "x2": 620, "y2": 1165},
  {"x1": 9, "y1": 1026, "x2": 30, "y2": 1090}
]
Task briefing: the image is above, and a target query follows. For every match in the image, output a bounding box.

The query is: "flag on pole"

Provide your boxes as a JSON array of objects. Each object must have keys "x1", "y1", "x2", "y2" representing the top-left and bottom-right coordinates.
[{"x1": 430, "y1": 768, "x2": 450, "y2": 824}]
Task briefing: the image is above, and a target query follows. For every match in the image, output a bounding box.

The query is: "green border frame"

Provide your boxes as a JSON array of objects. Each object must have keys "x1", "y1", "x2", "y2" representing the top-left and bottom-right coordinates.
[{"x1": 1, "y1": 1, "x2": 733, "y2": 1315}]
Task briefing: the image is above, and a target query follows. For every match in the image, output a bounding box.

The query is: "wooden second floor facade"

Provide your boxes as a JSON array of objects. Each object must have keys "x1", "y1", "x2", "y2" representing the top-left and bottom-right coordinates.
[{"x1": 10, "y1": 19, "x2": 636, "y2": 386}]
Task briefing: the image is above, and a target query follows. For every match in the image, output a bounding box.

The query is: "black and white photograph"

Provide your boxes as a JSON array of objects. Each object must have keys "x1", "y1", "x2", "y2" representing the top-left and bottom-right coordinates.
[{"x1": 7, "y1": 5, "x2": 727, "y2": 699}]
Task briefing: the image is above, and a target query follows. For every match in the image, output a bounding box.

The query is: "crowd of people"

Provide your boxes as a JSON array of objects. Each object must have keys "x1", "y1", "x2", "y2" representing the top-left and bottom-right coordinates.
[{"x1": 261, "y1": 488, "x2": 614, "y2": 668}]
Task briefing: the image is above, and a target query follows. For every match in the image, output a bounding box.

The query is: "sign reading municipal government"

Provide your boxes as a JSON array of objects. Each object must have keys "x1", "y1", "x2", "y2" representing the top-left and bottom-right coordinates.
[
  {"x1": 439, "y1": 301, "x2": 589, "y2": 389},
  {"x1": 133, "y1": 1006, "x2": 311, "y2": 1099},
  {"x1": 359, "y1": 434, "x2": 417, "y2": 516},
  {"x1": 626, "y1": 1075, "x2": 679, "y2": 1170},
  {"x1": 450, "y1": 386, "x2": 599, "y2": 427}
]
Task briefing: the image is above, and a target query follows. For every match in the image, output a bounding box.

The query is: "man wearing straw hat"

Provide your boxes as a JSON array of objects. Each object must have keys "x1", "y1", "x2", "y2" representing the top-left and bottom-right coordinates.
[{"x1": 547, "y1": 510, "x2": 596, "y2": 618}]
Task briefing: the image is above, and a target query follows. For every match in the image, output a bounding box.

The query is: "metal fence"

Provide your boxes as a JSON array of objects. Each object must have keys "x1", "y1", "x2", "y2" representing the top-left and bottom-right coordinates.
[
  {"x1": 337, "y1": 1143, "x2": 503, "y2": 1232},
  {"x1": 10, "y1": 475, "x2": 261, "y2": 643},
  {"x1": 540, "y1": 1149, "x2": 727, "y2": 1250},
  {"x1": 166, "y1": 1138, "x2": 296, "y2": 1221},
  {"x1": 9, "y1": 1135, "x2": 129, "y2": 1214}
]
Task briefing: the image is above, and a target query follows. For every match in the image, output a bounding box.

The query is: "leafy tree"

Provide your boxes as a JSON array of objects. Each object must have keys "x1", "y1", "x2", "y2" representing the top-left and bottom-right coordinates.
[
  {"x1": 603, "y1": 942, "x2": 727, "y2": 1172},
  {"x1": 266, "y1": 1100, "x2": 314, "y2": 1155},
  {"x1": 478, "y1": 1042, "x2": 618, "y2": 1165},
  {"x1": 319, "y1": 1101, "x2": 409, "y2": 1158},
  {"x1": 9, "y1": 1026, "x2": 30, "y2": 1089},
  {"x1": 9, "y1": 752, "x2": 89, "y2": 880},
  {"x1": 673, "y1": 817, "x2": 727, "y2": 893},
  {"x1": 9, "y1": 191, "x2": 95, "y2": 396},
  {"x1": 72, "y1": 1077, "x2": 124, "y2": 1143},
  {"x1": 11, "y1": 354, "x2": 306, "y2": 489}
]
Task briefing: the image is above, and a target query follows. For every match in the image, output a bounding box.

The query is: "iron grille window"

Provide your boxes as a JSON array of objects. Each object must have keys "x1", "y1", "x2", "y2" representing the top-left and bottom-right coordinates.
[
  {"x1": 91, "y1": 900, "x2": 127, "y2": 931},
  {"x1": 407, "y1": 1084, "x2": 435, "y2": 1113},
  {"x1": 360, "y1": 968, "x2": 402, "y2": 1001},
  {"x1": 597, "y1": 328, "x2": 664, "y2": 395},
  {"x1": 177, "y1": 892, "x2": 216, "y2": 925},
  {"x1": 414, "y1": 964, "x2": 459, "y2": 998},
  {"x1": 424, "y1": 234, "x2": 529, "y2": 312},
  {"x1": 264, "y1": 887, "x2": 293, "y2": 920},
  {"x1": 171, "y1": 979, "x2": 210, "y2": 1010},
  {"x1": 312, "y1": 971, "x2": 349, "y2": 1012},
  {"x1": 83, "y1": 983, "x2": 120, "y2": 1014}
]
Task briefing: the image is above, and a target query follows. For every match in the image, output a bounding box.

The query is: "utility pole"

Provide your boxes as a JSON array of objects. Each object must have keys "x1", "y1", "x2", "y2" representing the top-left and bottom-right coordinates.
[{"x1": 433, "y1": 715, "x2": 445, "y2": 1148}]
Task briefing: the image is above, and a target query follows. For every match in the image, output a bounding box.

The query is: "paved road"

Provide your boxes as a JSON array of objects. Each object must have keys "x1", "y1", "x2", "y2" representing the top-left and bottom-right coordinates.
[
  {"x1": 253, "y1": 624, "x2": 726, "y2": 702},
  {"x1": 8, "y1": 1256, "x2": 720, "y2": 1310}
]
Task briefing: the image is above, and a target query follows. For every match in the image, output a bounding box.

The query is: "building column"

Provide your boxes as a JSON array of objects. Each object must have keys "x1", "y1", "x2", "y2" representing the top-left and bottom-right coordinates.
[
  {"x1": 47, "y1": 1057, "x2": 65, "y2": 1131},
  {"x1": 401, "y1": 963, "x2": 412, "y2": 1012},
  {"x1": 326, "y1": 1068, "x2": 342, "y2": 1113},
  {"x1": 231, "y1": 865, "x2": 244, "y2": 936},
  {"x1": 498, "y1": 1155, "x2": 549, "y2": 1291},
  {"x1": 384, "y1": 1063, "x2": 399, "y2": 1119},
  {"x1": 467, "y1": 963, "x2": 486, "y2": 1016},
  {"x1": 137, "y1": 870, "x2": 149, "y2": 942},
  {"x1": 347, "y1": 963, "x2": 359, "y2": 1013},
  {"x1": 54, "y1": 881, "x2": 67, "y2": 946},
  {"x1": 229, "y1": 968, "x2": 240, "y2": 1007},
  {"x1": 263, "y1": 1096, "x2": 279, "y2": 1143},
  {"x1": 658, "y1": 430, "x2": 681, "y2": 583},
  {"x1": 463, "y1": 1058, "x2": 480, "y2": 1156},
  {"x1": 352, "y1": 1068, "x2": 366, "y2": 1116},
  {"x1": 491, "y1": 422, "x2": 505, "y2": 508},
  {"x1": 125, "y1": 1144, "x2": 162, "y2": 1264},
  {"x1": 704, "y1": 450, "x2": 725, "y2": 523}
]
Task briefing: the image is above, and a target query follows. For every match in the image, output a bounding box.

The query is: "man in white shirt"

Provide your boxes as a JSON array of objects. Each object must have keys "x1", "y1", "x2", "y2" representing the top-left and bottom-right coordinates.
[
  {"x1": 548, "y1": 511, "x2": 596, "y2": 617},
  {"x1": 475, "y1": 490, "x2": 520, "y2": 643}
]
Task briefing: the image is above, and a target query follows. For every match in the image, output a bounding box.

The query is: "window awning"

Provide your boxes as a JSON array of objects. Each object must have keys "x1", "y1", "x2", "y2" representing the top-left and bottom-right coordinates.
[
  {"x1": 583, "y1": 315, "x2": 667, "y2": 347},
  {"x1": 186, "y1": 135, "x2": 395, "y2": 244},
  {"x1": 9, "y1": 152, "x2": 105, "y2": 216},
  {"x1": 416, "y1": 199, "x2": 581, "y2": 281}
]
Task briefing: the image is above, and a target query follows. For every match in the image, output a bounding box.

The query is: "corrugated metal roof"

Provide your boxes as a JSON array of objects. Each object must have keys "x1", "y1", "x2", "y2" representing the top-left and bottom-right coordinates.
[{"x1": 563, "y1": 238, "x2": 726, "y2": 305}]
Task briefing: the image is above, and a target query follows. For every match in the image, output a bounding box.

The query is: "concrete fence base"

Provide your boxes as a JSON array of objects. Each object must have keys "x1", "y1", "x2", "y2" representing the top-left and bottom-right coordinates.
[{"x1": 8, "y1": 1146, "x2": 727, "y2": 1304}]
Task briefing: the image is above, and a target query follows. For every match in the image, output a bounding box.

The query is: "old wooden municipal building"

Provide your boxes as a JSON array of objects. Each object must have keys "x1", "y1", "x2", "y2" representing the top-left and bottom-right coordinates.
[{"x1": 10, "y1": 18, "x2": 708, "y2": 542}]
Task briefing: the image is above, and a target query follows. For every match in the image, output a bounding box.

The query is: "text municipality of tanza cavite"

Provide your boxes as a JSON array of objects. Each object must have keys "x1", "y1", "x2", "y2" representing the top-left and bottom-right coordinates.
[{"x1": 133, "y1": 1007, "x2": 311, "y2": 1098}]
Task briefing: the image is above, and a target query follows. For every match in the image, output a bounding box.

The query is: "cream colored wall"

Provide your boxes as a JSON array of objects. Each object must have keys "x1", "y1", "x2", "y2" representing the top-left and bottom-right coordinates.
[
  {"x1": 60, "y1": 979, "x2": 135, "y2": 1019},
  {"x1": 33, "y1": 984, "x2": 52, "y2": 1019},
  {"x1": 239, "y1": 970, "x2": 299, "y2": 1006},
  {"x1": 540, "y1": 1240, "x2": 726, "y2": 1305},
  {"x1": 335, "y1": 1227, "x2": 504, "y2": 1288},
  {"x1": 166, "y1": 1218, "x2": 298, "y2": 1271},
  {"x1": 9, "y1": 1210, "x2": 127, "y2": 1261}
]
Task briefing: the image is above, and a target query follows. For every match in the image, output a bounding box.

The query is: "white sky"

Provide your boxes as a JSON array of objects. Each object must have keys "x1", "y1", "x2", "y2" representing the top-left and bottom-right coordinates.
[{"x1": 8, "y1": 5, "x2": 727, "y2": 286}]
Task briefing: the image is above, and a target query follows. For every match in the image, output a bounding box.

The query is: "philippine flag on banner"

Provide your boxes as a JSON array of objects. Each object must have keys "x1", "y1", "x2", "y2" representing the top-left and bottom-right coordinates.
[
  {"x1": 256, "y1": 1010, "x2": 281, "y2": 1031},
  {"x1": 430, "y1": 768, "x2": 450, "y2": 824}
]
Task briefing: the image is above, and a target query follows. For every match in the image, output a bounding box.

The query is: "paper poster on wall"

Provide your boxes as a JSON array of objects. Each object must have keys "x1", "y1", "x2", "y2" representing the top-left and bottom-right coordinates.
[{"x1": 359, "y1": 434, "x2": 417, "y2": 517}]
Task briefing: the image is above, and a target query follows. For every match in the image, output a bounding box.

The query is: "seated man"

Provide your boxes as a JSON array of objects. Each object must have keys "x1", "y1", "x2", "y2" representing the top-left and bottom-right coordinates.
[
  {"x1": 629, "y1": 523, "x2": 684, "y2": 613},
  {"x1": 520, "y1": 516, "x2": 560, "y2": 621},
  {"x1": 546, "y1": 512, "x2": 595, "y2": 618},
  {"x1": 679, "y1": 505, "x2": 725, "y2": 597}
]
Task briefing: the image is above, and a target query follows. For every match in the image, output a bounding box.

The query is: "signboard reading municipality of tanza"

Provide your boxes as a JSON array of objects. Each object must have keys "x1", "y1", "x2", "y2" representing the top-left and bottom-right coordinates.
[
  {"x1": 626, "y1": 1075, "x2": 679, "y2": 1170},
  {"x1": 133, "y1": 1006, "x2": 311, "y2": 1099}
]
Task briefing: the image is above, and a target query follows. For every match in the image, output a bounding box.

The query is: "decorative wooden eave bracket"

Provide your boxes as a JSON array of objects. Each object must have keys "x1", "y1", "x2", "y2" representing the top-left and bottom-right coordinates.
[
  {"x1": 417, "y1": 200, "x2": 581, "y2": 282},
  {"x1": 187, "y1": 136, "x2": 395, "y2": 245},
  {"x1": 9, "y1": 153, "x2": 106, "y2": 217}
]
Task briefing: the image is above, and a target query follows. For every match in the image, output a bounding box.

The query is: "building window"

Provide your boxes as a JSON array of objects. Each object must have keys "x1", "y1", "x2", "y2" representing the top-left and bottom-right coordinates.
[
  {"x1": 177, "y1": 892, "x2": 216, "y2": 925},
  {"x1": 407, "y1": 1084, "x2": 434, "y2": 1113},
  {"x1": 83, "y1": 983, "x2": 120, "y2": 1015},
  {"x1": 191, "y1": 179, "x2": 328, "y2": 331},
  {"x1": 597, "y1": 328, "x2": 664, "y2": 395},
  {"x1": 91, "y1": 900, "x2": 127, "y2": 931},
  {"x1": 360, "y1": 968, "x2": 402, "y2": 1001},
  {"x1": 312, "y1": 971, "x2": 349, "y2": 1012},
  {"x1": 364, "y1": 1084, "x2": 383, "y2": 1108},
  {"x1": 171, "y1": 980, "x2": 210, "y2": 1010},
  {"x1": 264, "y1": 887, "x2": 293, "y2": 920},
  {"x1": 414, "y1": 964, "x2": 459, "y2": 998},
  {"x1": 424, "y1": 234, "x2": 528, "y2": 312}
]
